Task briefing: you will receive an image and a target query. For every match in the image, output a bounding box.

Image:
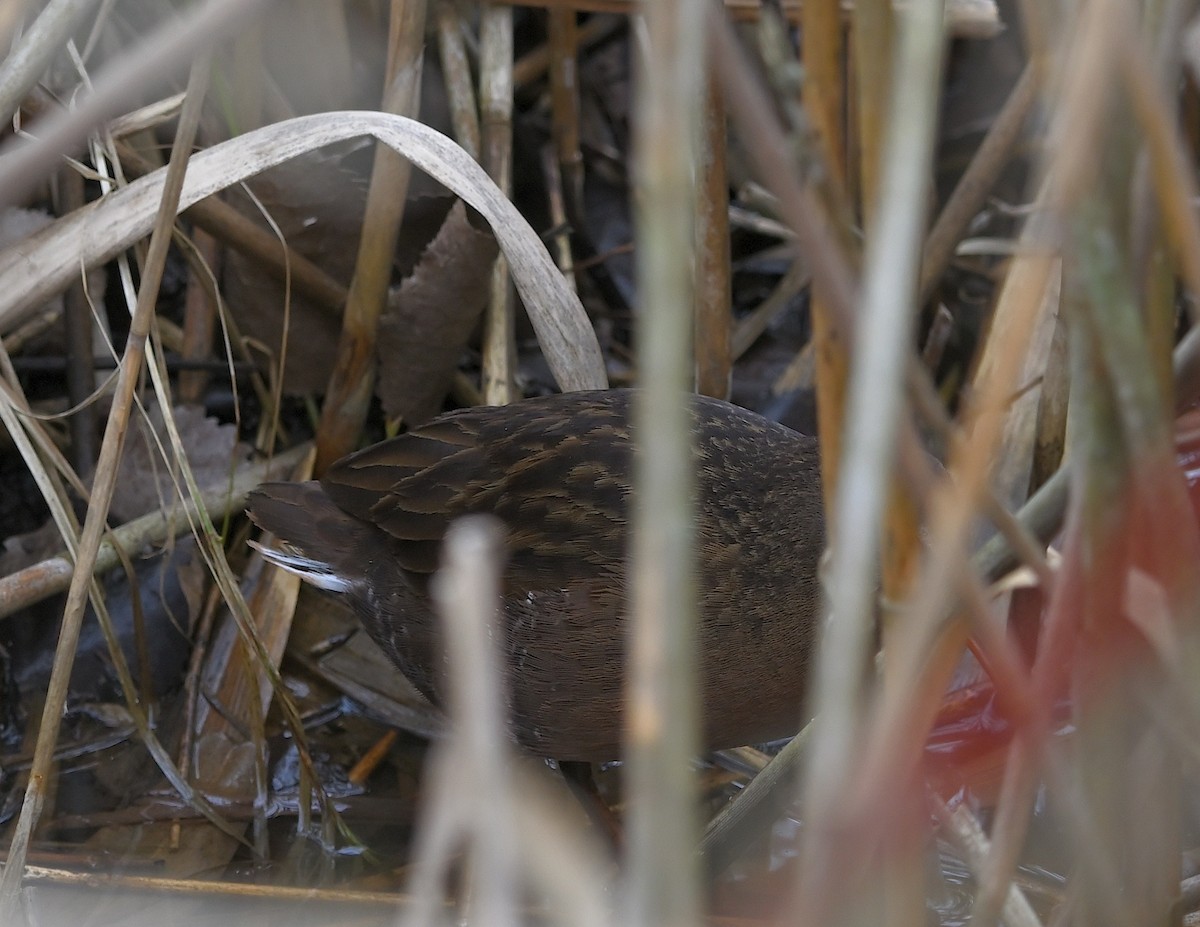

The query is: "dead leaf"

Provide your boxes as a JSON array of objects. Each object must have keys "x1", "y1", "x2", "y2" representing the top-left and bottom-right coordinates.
[
  {"x1": 110, "y1": 404, "x2": 247, "y2": 523},
  {"x1": 377, "y1": 201, "x2": 498, "y2": 424}
]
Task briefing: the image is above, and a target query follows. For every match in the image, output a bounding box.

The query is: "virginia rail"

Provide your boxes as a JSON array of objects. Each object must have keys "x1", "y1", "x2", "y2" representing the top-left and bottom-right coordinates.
[{"x1": 247, "y1": 389, "x2": 824, "y2": 761}]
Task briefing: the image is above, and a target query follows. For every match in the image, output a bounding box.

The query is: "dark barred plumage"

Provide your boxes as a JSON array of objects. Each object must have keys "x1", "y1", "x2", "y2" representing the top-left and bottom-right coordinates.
[{"x1": 247, "y1": 389, "x2": 824, "y2": 761}]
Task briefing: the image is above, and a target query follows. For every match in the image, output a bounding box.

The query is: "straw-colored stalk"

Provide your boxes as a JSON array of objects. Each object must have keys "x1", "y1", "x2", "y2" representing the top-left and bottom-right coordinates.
[
  {"x1": 480, "y1": 4, "x2": 516, "y2": 405},
  {"x1": 797, "y1": 1, "x2": 947, "y2": 924},
  {"x1": 625, "y1": 2, "x2": 706, "y2": 925},
  {"x1": 314, "y1": 0, "x2": 427, "y2": 471}
]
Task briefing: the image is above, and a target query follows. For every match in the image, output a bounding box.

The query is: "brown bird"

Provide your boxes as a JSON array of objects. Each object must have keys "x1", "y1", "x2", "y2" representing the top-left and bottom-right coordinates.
[{"x1": 247, "y1": 389, "x2": 824, "y2": 761}]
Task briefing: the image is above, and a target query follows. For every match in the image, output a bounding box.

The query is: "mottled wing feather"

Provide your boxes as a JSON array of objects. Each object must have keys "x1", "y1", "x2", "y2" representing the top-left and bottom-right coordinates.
[
  {"x1": 320, "y1": 410, "x2": 488, "y2": 572},
  {"x1": 320, "y1": 411, "x2": 483, "y2": 510},
  {"x1": 319, "y1": 392, "x2": 635, "y2": 582},
  {"x1": 470, "y1": 395, "x2": 632, "y2": 583}
]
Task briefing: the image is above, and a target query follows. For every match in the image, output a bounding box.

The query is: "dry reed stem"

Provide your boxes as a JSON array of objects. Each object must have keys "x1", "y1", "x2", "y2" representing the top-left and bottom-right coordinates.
[
  {"x1": 436, "y1": 2, "x2": 482, "y2": 159},
  {"x1": 20, "y1": 864, "x2": 413, "y2": 911},
  {"x1": 1118, "y1": 23, "x2": 1200, "y2": 324},
  {"x1": 731, "y1": 259, "x2": 809, "y2": 361},
  {"x1": 432, "y1": 517, "x2": 518, "y2": 927},
  {"x1": 314, "y1": 0, "x2": 427, "y2": 472},
  {"x1": 1058, "y1": 14, "x2": 1200, "y2": 909},
  {"x1": 707, "y1": 8, "x2": 858, "y2": 325},
  {"x1": 0, "y1": 55, "x2": 218, "y2": 917},
  {"x1": 802, "y1": 0, "x2": 845, "y2": 180},
  {"x1": 518, "y1": 0, "x2": 1001, "y2": 38},
  {"x1": 859, "y1": 2, "x2": 920, "y2": 791},
  {"x1": 850, "y1": 0, "x2": 893, "y2": 219},
  {"x1": 0, "y1": 0, "x2": 270, "y2": 206},
  {"x1": 988, "y1": 262, "x2": 1061, "y2": 513},
  {"x1": 0, "y1": 0, "x2": 103, "y2": 123},
  {"x1": 625, "y1": 3, "x2": 706, "y2": 926},
  {"x1": 547, "y1": 9, "x2": 585, "y2": 220},
  {"x1": 797, "y1": 0, "x2": 947, "y2": 921},
  {"x1": 512, "y1": 14, "x2": 623, "y2": 89},
  {"x1": 791, "y1": 0, "x2": 856, "y2": 515},
  {"x1": 917, "y1": 62, "x2": 1038, "y2": 304},
  {"x1": 480, "y1": 4, "x2": 517, "y2": 406},
  {"x1": 57, "y1": 164, "x2": 97, "y2": 473},
  {"x1": 956, "y1": 11, "x2": 1127, "y2": 919},
  {"x1": 849, "y1": 0, "x2": 1127, "y2": 845},
  {"x1": 930, "y1": 792, "x2": 1043, "y2": 927},
  {"x1": 201, "y1": 447, "x2": 311, "y2": 793},
  {"x1": 700, "y1": 724, "x2": 813, "y2": 877},
  {"x1": 694, "y1": 76, "x2": 732, "y2": 400},
  {"x1": 541, "y1": 142, "x2": 579, "y2": 288},
  {"x1": 0, "y1": 0, "x2": 38, "y2": 53},
  {"x1": 178, "y1": 227, "x2": 221, "y2": 405},
  {"x1": 0, "y1": 443, "x2": 308, "y2": 619},
  {"x1": 1030, "y1": 309, "x2": 1070, "y2": 488},
  {"x1": 975, "y1": 2, "x2": 1200, "y2": 919}
]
